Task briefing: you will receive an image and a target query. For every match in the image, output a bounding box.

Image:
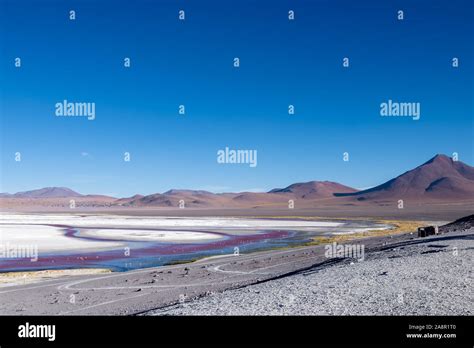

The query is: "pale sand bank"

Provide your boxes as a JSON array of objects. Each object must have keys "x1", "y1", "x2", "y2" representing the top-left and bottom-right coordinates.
[
  {"x1": 0, "y1": 268, "x2": 111, "y2": 288},
  {"x1": 0, "y1": 224, "x2": 122, "y2": 252},
  {"x1": 0, "y1": 213, "x2": 344, "y2": 229},
  {"x1": 81, "y1": 228, "x2": 224, "y2": 242}
]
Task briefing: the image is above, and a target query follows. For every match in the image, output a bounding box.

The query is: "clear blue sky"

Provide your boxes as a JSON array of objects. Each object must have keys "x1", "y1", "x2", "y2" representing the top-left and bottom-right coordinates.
[{"x1": 1, "y1": 0, "x2": 473, "y2": 196}]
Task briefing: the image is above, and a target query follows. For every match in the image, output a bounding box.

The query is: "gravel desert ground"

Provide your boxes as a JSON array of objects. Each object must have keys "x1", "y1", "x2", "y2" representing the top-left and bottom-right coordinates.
[{"x1": 150, "y1": 226, "x2": 473, "y2": 316}]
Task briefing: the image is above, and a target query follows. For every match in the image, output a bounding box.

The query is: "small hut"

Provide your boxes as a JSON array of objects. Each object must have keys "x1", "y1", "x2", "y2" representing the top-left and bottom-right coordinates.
[{"x1": 417, "y1": 225, "x2": 439, "y2": 238}]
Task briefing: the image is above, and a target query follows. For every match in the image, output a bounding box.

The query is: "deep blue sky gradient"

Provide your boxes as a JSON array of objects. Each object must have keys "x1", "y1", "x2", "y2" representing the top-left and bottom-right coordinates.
[{"x1": 1, "y1": 0, "x2": 473, "y2": 196}]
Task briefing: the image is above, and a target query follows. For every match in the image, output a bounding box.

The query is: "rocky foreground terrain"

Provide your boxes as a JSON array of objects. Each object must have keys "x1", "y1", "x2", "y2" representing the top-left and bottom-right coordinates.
[{"x1": 149, "y1": 218, "x2": 474, "y2": 316}]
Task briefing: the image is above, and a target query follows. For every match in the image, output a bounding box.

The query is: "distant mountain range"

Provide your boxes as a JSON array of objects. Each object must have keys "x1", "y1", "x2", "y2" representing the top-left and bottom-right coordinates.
[
  {"x1": 270, "y1": 181, "x2": 357, "y2": 198},
  {"x1": 0, "y1": 187, "x2": 82, "y2": 198},
  {"x1": 1, "y1": 154, "x2": 473, "y2": 208},
  {"x1": 335, "y1": 154, "x2": 474, "y2": 201}
]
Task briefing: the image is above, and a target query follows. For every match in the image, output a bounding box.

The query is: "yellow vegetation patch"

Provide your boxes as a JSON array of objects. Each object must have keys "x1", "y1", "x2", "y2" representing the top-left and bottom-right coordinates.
[{"x1": 307, "y1": 220, "x2": 424, "y2": 246}]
